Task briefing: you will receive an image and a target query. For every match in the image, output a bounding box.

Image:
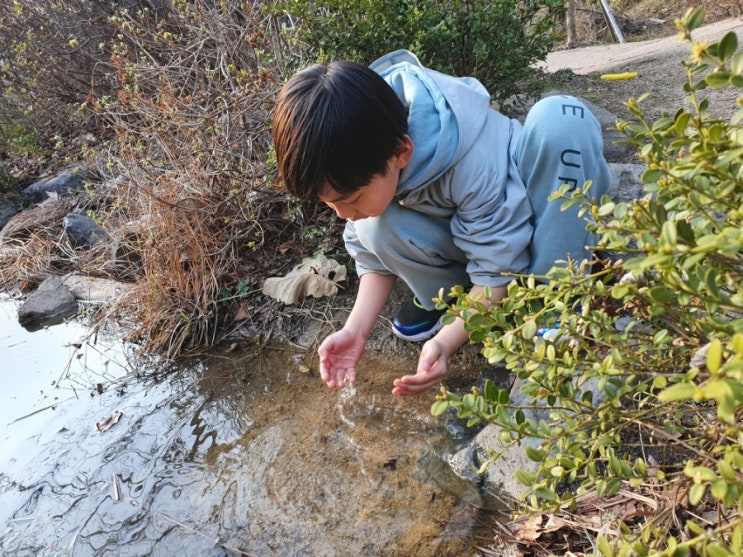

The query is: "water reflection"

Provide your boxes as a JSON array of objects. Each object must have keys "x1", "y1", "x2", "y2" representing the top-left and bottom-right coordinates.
[{"x1": 0, "y1": 300, "x2": 501, "y2": 556}]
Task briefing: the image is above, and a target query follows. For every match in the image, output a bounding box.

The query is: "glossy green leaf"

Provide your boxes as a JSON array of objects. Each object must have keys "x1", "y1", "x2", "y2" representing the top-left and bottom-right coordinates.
[
  {"x1": 657, "y1": 382, "x2": 696, "y2": 401},
  {"x1": 431, "y1": 399, "x2": 449, "y2": 416},
  {"x1": 705, "y1": 71, "x2": 732, "y2": 89},
  {"x1": 710, "y1": 479, "x2": 728, "y2": 500},
  {"x1": 685, "y1": 7, "x2": 706, "y2": 31},
  {"x1": 718, "y1": 31, "x2": 739, "y2": 62},
  {"x1": 688, "y1": 482, "x2": 706, "y2": 505},
  {"x1": 707, "y1": 339, "x2": 723, "y2": 373},
  {"x1": 525, "y1": 446, "x2": 547, "y2": 462},
  {"x1": 515, "y1": 468, "x2": 535, "y2": 486},
  {"x1": 597, "y1": 535, "x2": 613, "y2": 557},
  {"x1": 706, "y1": 545, "x2": 735, "y2": 557},
  {"x1": 522, "y1": 319, "x2": 537, "y2": 340}
]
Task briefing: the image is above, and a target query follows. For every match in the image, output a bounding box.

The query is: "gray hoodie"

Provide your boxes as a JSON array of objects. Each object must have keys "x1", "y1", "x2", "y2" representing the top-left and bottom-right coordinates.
[{"x1": 345, "y1": 50, "x2": 533, "y2": 287}]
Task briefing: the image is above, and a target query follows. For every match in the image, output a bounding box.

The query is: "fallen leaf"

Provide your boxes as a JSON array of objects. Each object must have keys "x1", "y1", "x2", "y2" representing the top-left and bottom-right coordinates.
[
  {"x1": 262, "y1": 255, "x2": 346, "y2": 304},
  {"x1": 233, "y1": 303, "x2": 252, "y2": 322},
  {"x1": 278, "y1": 239, "x2": 296, "y2": 255},
  {"x1": 543, "y1": 514, "x2": 572, "y2": 533},
  {"x1": 691, "y1": 342, "x2": 710, "y2": 370},
  {"x1": 96, "y1": 410, "x2": 123, "y2": 432},
  {"x1": 512, "y1": 514, "x2": 543, "y2": 542}
]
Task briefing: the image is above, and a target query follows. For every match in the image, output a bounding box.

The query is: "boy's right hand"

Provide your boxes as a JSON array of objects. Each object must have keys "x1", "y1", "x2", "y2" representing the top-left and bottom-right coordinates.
[{"x1": 318, "y1": 329, "x2": 366, "y2": 389}]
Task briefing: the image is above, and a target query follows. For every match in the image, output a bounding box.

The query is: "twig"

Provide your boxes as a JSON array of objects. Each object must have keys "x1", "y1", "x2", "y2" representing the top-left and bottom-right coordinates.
[{"x1": 7, "y1": 395, "x2": 77, "y2": 425}]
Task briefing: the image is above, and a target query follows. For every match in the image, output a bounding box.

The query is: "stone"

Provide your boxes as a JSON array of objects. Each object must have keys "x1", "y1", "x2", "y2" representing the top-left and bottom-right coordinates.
[
  {"x1": 63, "y1": 213, "x2": 107, "y2": 248},
  {"x1": 22, "y1": 164, "x2": 98, "y2": 202},
  {"x1": 62, "y1": 274, "x2": 133, "y2": 304},
  {"x1": 607, "y1": 162, "x2": 647, "y2": 202},
  {"x1": 449, "y1": 375, "x2": 604, "y2": 500},
  {"x1": 0, "y1": 204, "x2": 20, "y2": 230},
  {"x1": 0, "y1": 196, "x2": 76, "y2": 240},
  {"x1": 18, "y1": 276, "x2": 78, "y2": 331}
]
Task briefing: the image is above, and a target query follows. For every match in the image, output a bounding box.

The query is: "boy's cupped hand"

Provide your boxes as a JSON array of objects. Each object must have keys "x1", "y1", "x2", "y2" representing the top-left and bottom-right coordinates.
[
  {"x1": 392, "y1": 339, "x2": 447, "y2": 396},
  {"x1": 318, "y1": 329, "x2": 366, "y2": 389}
]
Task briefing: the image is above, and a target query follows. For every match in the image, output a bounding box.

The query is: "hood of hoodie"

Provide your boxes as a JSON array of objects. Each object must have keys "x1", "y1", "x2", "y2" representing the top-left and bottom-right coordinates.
[{"x1": 370, "y1": 50, "x2": 492, "y2": 197}]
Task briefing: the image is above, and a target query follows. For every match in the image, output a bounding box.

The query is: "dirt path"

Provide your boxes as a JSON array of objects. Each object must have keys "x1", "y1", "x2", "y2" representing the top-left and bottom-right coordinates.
[
  {"x1": 543, "y1": 17, "x2": 743, "y2": 74},
  {"x1": 535, "y1": 16, "x2": 742, "y2": 132}
]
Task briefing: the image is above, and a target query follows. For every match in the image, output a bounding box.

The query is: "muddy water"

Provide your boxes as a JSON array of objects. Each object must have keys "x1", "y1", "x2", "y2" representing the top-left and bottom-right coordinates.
[{"x1": 0, "y1": 299, "x2": 504, "y2": 556}]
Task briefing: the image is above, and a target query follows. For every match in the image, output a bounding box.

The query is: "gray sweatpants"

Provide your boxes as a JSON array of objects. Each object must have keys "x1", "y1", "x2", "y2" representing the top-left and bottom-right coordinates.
[{"x1": 350, "y1": 95, "x2": 611, "y2": 310}]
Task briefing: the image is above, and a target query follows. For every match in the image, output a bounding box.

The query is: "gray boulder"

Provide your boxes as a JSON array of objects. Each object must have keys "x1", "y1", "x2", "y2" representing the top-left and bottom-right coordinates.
[
  {"x1": 63, "y1": 213, "x2": 107, "y2": 248},
  {"x1": 607, "y1": 162, "x2": 647, "y2": 202},
  {"x1": 0, "y1": 204, "x2": 20, "y2": 230},
  {"x1": 62, "y1": 274, "x2": 133, "y2": 304},
  {"x1": 18, "y1": 276, "x2": 78, "y2": 331},
  {"x1": 22, "y1": 165, "x2": 98, "y2": 202},
  {"x1": 449, "y1": 375, "x2": 604, "y2": 500}
]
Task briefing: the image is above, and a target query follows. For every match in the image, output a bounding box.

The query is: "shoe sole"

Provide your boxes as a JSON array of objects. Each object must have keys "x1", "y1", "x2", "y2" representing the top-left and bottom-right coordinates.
[{"x1": 391, "y1": 320, "x2": 444, "y2": 342}]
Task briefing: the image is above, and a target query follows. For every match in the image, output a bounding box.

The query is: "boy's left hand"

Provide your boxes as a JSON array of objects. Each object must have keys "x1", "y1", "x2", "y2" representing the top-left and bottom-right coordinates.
[{"x1": 392, "y1": 339, "x2": 448, "y2": 396}]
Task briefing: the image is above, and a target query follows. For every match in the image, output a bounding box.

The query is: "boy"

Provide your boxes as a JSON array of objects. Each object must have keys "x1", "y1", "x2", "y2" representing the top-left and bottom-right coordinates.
[{"x1": 272, "y1": 50, "x2": 610, "y2": 396}]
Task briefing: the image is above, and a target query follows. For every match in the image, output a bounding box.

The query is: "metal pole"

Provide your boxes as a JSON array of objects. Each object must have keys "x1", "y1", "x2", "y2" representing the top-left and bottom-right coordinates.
[{"x1": 598, "y1": 0, "x2": 625, "y2": 43}]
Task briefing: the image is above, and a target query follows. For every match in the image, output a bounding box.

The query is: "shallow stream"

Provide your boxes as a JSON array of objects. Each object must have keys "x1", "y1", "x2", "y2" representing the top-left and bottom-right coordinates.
[{"x1": 0, "y1": 299, "x2": 504, "y2": 556}]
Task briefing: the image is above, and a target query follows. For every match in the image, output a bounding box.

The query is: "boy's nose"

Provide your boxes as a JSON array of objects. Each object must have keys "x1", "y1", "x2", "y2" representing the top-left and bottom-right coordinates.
[
  {"x1": 327, "y1": 203, "x2": 353, "y2": 220},
  {"x1": 342, "y1": 210, "x2": 365, "y2": 221}
]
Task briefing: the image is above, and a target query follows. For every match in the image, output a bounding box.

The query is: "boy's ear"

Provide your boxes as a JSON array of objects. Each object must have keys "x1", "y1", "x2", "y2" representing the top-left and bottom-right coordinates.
[{"x1": 394, "y1": 134, "x2": 414, "y2": 169}]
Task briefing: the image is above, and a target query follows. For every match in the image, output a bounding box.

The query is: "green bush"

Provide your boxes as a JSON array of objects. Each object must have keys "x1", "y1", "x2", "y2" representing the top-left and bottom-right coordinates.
[
  {"x1": 0, "y1": 123, "x2": 45, "y2": 158},
  {"x1": 432, "y1": 8, "x2": 743, "y2": 555},
  {"x1": 0, "y1": 123, "x2": 47, "y2": 197},
  {"x1": 273, "y1": 0, "x2": 565, "y2": 111}
]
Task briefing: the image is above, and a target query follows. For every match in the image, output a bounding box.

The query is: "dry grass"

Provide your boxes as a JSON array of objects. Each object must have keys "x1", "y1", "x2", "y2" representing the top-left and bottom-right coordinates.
[
  {"x1": 87, "y1": 1, "x2": 320, "y2": 358},
  {"x1": 0, "y1": 1, "x2": 319, "y2": 358},
  {"x1": 0, "y1": 197, "x2": 81, "y2": 291}
]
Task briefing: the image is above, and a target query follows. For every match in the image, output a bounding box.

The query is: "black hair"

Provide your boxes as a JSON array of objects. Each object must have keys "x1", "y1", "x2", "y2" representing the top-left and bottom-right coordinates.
[{"x1": 272, "y1": 61, "x2": 408, "y2": 201}]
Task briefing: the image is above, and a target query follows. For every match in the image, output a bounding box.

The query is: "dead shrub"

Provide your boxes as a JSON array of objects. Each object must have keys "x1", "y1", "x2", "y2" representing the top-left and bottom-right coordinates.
[
  {"x1": 0, "y1": 0, "x2": 172, "y2": 142},
  {"x1": 93, "y1": 1, "x2": 312, "y2": 358}
]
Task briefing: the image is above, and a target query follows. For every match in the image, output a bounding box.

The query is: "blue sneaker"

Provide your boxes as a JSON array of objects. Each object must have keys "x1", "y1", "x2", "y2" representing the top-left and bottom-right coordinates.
[
  {"x1": 392, "y1": 297, "x2": 445, "y2": 342},
  {"x1": 534, "y1": 322, "x2": 579, "y2": 347}
]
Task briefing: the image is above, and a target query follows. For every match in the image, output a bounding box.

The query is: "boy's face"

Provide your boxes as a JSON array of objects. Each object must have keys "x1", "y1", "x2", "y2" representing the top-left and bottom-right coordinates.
[{"x1": 319, "y1": 136, "x2": 413, "y2": 222}]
